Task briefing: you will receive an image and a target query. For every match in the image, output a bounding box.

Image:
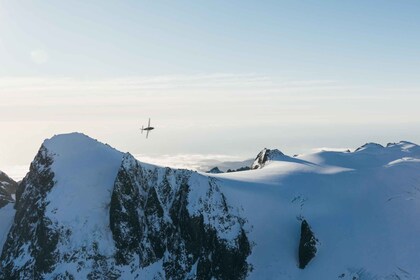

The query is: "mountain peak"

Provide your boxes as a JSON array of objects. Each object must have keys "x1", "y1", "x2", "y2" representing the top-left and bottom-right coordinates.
[
  {"x1": 355, "y1": 141, "x2": 419, "y2": 153},
  {"x1": 43, "y1": 132, "x2": 119, "y2": 156},
  {"x1": 386, "y1": 141, "x2": 418, "y2": 149},
  {"x1": 354, "y1": 142, "x2": 384, "y2": 152},
  {"x1": 251, "y1": 148, "x2": 285, "y2": 169},
  {"x1": 206, "y1": 167, "x2": 223, "y2": 174},
  {"x1": 0, "y1": 170, "x2": 17, "y2": 208}
]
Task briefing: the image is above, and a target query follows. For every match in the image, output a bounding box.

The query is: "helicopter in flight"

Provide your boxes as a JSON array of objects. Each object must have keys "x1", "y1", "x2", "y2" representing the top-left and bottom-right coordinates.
[{"x1": 141, "y1": 118, "x2": 154, "y2": 139}]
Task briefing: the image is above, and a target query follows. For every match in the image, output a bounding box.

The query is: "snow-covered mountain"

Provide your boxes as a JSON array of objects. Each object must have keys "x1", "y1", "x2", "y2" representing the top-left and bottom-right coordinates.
[
  {"x1": 0, "y1": 171, "x2": 17, "y2": 209},
  {"x1": 251, "y1": 148, "x2": 287, "y2": 169},
  {"x1": 1, "y1": 134, "x2": 420, "y2": 279},
  {"x1": 0, "y1": 171, "x2": 17, "y2": 261},
  {"x1": 213, "y1": 141, "x2": 420, "y2": 279},
  {"x1": 201, "y1": 159, "x2": 254, "y2": 174},
  {"x1": 206, "y1": 167, "x2": 224, "y2": 174},
  {"x1": 0, "y1": 133, "x2": 250, "y2": 279}
]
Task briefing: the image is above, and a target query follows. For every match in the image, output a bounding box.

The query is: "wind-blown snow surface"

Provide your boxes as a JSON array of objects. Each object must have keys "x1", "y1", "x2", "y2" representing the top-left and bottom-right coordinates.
[{"x1": 212, "y1": 141, "x2": 420, "y2": 279}]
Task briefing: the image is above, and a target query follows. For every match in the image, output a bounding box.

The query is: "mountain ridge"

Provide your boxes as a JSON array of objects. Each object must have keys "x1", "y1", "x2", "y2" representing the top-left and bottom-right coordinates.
[
  {"x1": 0, "y1": 171, "x2": 17, "y2": 209},
  {"x1": 1, "y1": 133, "x2": 420, "y2": 279}
]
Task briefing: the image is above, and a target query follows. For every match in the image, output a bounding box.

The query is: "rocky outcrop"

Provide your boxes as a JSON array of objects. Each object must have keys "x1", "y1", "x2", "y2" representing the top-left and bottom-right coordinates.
[
  {"x1": 110, "y1": 154, "x2": 252, "y2": 279},
  {"x1": 206, "y1": 166, "x2": 251, "y2": 174},
  {"x1": 227, "y1": 166, "x2": 251, "y2": 173},
  {"x1": 0, "y1": 171, "x2": 17, "y2": 209},
  {"x1": 251, "y1": 148, "x2": 284, "y2": 169},
  {"x1": 354, "y1": 143, "x2": 384, "y2": 152},
  {"x1": 298, "y1": 220, "x2": 318, "y2": 269},
  {"x1": 0, "y1": 146, "x2": 60, "y2": 279},
  {"x1": 206, "y1": 167, "x2": 223, "y2": 174}
]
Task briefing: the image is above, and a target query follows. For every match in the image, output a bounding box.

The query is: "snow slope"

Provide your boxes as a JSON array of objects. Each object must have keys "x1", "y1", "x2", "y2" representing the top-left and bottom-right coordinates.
[
  {"x1": 43, "y1": 133, "x2": 124, "y2": 261},
  {"x1": 211, "y1": 141, "x2": 420, "y2": 279},
  {"x1": 0, "y1": 204, "x2": 14, "y2": 253}
]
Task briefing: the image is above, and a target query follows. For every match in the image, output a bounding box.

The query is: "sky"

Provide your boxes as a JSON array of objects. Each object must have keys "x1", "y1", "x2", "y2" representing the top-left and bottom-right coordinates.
[{"x1": 1, "y1": 1, "x2": 420, "y2": 179}]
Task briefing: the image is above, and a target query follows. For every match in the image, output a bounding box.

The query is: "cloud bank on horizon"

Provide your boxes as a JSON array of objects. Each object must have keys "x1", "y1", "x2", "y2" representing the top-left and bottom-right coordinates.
[{"x1": 0, "y1": 1, "x2": 419, "y2": 168}]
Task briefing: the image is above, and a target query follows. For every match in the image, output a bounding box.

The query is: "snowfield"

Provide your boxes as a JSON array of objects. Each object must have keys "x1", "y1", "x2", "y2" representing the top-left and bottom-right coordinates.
[
  {"x1": 1, "y1": 134, "x2": 420, "y2": 280},
  {"x1": 211, "y1": 141, "x2": 420, "y2": 279}
]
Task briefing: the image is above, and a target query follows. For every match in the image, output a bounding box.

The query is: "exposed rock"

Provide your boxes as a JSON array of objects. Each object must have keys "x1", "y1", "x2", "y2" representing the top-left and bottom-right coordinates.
[
  {"x1": 0, "y1": 145, "x2": 60, "y2": 279},
  {"x1": 354, "y1": 143, "x2": 384, "y2": 152},
  {"x1": 206, "y1": 167, "x2": 223, "y2": 174},
  {"x1": 0, "y1": 171, "x2": 17, "y2": 209},
  {"x1": 110, "y1": 154, "x2": 252, "y2": 279},
  {"x1": 251, "y1": 148, "x2": 284, "y2": 169},
  {"x1": 298, "y1": 219, "x2": 318, "y2": 269},
  {"x1": 227, "y1": 166, "x2": 251, "y2": 173}
]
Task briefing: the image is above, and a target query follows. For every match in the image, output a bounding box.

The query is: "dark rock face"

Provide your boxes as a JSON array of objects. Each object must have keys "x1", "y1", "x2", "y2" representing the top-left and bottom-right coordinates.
[
  {"x1": 251, "y1": 148, "x2": 284, "y2": 169},
  {"x1": 207, "y1": 166, "x2": 251, "y2": 174},
  {"x1": 206, "y1": 167, "x2": 223, "y2": 174},
  {"x1": 298, "y1": 220, "x2": 318, "y2": 269},
  {"x1": 110, "y1": 158, "x2": 166, "y2": 267},
  {"x1": 110, "y1": 154, "x2": 252, "y2": 279},
  {"x1": 227, "y1": 166, "x2": 251, "y2": 173},
  {"x1": 0, "y1": 171, "x2": 17, "y2": 209},
  {"x1": 0, "y1": 145, "x2": 59, "y2": 279},
  {"x1": 354, "y1": 142, "x2": 384, "y2": 152}
]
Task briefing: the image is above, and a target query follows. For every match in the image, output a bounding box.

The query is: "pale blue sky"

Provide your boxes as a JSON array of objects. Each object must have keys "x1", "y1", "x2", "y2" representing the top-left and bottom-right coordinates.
[
  {"x1": 0, "y1": 1, "x2": 420, "y2": 176},
  {"x1": 2, "y1": 1, "x2": 420, "y2": 82}
]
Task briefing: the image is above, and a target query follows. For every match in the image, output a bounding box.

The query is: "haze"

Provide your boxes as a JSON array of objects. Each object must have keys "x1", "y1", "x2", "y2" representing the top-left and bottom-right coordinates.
[{"x1": 1, "y1": 1, "x2": 420, "y2": 179}]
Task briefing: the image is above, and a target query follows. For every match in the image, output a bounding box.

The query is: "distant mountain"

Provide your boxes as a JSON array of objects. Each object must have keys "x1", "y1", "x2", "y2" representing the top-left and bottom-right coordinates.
[
  {"x1": 206, "y1": 166, "x2": 223, "y2": 174},
  {"x1": 0, "y1": 171, "x2": 17, "y2": 256},
  {"x1": 206, "y1": 166, "x2": 251, "y2": 174},
  {"x1": 1, "y1": 134, "x2": 420, "y2": 279},
  {"x1": 199, "y1": 158, "x2": 254, "y2": 174},
  {"x1": 0, "y1": 171, "x2": 17, "y2": 209},
  {"x1": 251, "y1": 148, "x2": 285, "y2": 169},
  {"x1": 226, "y1": 166, "x2": 251, "y2": 173}
]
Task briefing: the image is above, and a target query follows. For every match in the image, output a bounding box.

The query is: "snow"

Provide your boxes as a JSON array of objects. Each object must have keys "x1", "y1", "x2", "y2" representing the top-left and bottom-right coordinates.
[
  {"x1": 3, "y1": 133, "x2": 420, "y2": 279},
  {"x1": 211, "y1": 141, "x2": 420, "y2": 279},
  {"x1": 0, "y1": 203, "x2": 14, "y2": 251},
  {"x1": 138, "y1": 258, "x2": 165, "y2": 279},
  {"x1": 43, "y1": 133, "x2": 124, "y2": 256},
  {"x1": 387, "y1": 157, "x2": 420, "y2": 166},
  {"x1": 187, "y1": 175, "x2": 243, "y2": 246}
]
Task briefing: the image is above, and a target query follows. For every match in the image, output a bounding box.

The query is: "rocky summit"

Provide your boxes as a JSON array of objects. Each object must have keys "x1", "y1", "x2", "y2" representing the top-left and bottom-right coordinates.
[{"x1": 0, "y1": 171, "x2": 17, "y2": 209}]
